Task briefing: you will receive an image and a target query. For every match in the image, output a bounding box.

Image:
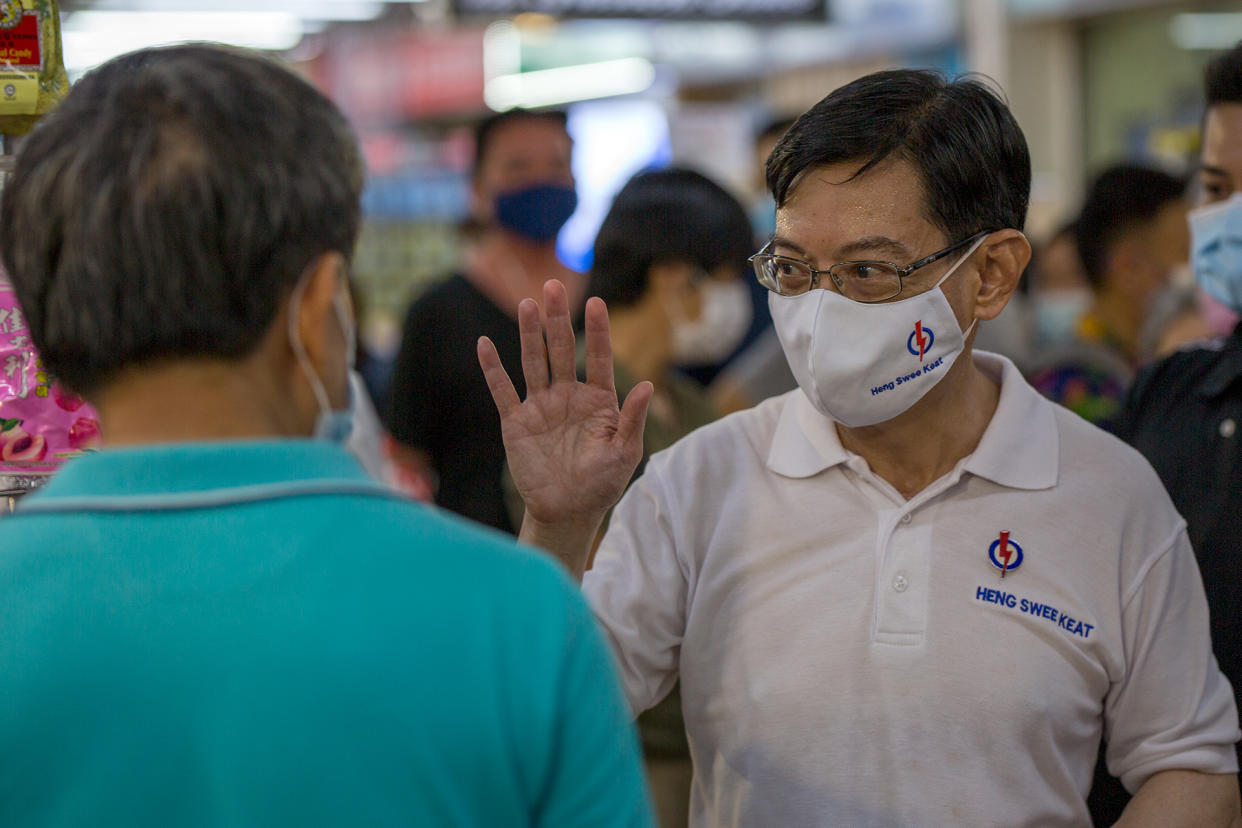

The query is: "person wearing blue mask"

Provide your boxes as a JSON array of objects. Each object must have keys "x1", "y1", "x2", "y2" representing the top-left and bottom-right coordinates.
[
  {"x1": 1106, "y1": 39, "x2": 1242, "y2": 823},
  {"x1": 384, "y1": 108, "x2": 583, "y2": 534},
  {"x1": 0, "y1": 45, "x2": 652, "y2": 828}
]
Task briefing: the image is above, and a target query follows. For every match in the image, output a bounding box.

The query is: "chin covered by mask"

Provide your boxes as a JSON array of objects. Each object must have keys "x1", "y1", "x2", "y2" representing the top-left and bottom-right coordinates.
[
  {"x1": 1190, "y1": 194, "x2": 1242, "y2": 314},
  {"x1": 1032, "y1": 289, "x2": 1091, "y2": 347},
  {"x1": 494, "y1": 183, "x2": 578, "y2": 243},
  {"x1": 671, "y1": 278, "x2": 755, "y2": 365},
  {"x1": 770, "y1": 236, "x2": 984, "y2": 428}
]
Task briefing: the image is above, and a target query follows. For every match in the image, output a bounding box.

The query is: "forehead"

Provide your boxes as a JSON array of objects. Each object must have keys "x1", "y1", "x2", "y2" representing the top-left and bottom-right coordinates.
[
  {"x1": 479, "y1": 118, "x2": 571, "y2": 164},
  {"x1": 1203, "y1": 103, "x2": 1242, "y2": 176},
  {"x1": 773, "y1": 158, "x2": 939, "y2": 258}
]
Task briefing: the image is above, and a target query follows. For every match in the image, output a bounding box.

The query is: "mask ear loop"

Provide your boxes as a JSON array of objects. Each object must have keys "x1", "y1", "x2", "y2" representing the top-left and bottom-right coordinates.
[
  {"x1": 930, "y1": 234, "x2": 990, "y2": 292},
  {"x1": 287, "y1": 267, "x2": 332, "y2": 418}
]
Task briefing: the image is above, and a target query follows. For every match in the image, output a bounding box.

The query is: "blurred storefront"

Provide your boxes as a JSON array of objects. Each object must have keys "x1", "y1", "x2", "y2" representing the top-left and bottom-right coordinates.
[{"x1": 57, "y1": 0, "x2": 1242, "y2": 356}]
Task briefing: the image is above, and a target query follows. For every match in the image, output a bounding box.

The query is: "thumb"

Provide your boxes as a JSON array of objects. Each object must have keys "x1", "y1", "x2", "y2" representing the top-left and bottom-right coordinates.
[{"x1": 616, "y1": 380, "x2": 653, "y2": 449}]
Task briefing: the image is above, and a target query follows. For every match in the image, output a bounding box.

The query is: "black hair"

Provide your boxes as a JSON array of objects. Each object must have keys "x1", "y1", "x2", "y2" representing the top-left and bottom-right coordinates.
[
  {"x1": 472, "y1": 107, "x2": 569, "y2": 176},
  {"x1": 1205, "y1": 41, "x2": 1242, "y2": 106},
  {"x1": 756, "y1": 115, "x2": 797, "y2": 147},
  {"x1": 0, "y1": 44, "x2": 364, "y2": 397},
  {"x1": 766, "y1": 69, "x2": 1030, "y2": 242},
  {"x1": 1074, "y1": 164, "x2": 1186, "y2": 288},
  {"x1": 588, "y1": 168, "x2": 753, "y2": 309}
]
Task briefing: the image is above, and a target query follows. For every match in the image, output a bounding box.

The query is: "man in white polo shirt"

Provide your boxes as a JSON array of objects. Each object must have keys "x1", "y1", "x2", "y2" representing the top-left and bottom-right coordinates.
[{"x1": 478, "y1": 69, "x2": 1241, "y2": 825}]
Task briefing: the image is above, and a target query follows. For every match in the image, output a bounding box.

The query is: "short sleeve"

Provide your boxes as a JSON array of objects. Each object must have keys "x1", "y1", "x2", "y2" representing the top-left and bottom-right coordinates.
[
  {"x1": 1103, "y1": 526, "x2": 1241, "y2": 792},
  {"x1": 382, "y1": 293, "x2": 442, "y2": 450},
  {"x1": 534, "y1": 578, "x2": 655, "y2": 828},
  {"x1": 582, "y1": 463, "x2": 688, "y2": 716}
]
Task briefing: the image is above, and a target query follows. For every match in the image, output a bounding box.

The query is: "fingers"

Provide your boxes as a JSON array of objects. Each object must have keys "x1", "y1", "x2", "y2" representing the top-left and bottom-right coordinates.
[
  {"x1": 478, "y1": 336, "x2": 521, "y2": 417},
  {"x1": 543, "y1": 280, "x2": 577, "y2": 385},
  {"x1": 582, "y1": 296, "x2": 616, "y2": 395},
  {"x1": 517, "y1": 297, "x2": 549, "y2": 393},
  {"x1": 616, "y1": 380, "x2": 653, "y2": 450}
]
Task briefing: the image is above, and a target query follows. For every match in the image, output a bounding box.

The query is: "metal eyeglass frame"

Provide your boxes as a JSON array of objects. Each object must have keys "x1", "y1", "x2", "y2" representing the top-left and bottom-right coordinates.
[{"x1": 748, "y1": 229, "x2": 992, "y2": 303}]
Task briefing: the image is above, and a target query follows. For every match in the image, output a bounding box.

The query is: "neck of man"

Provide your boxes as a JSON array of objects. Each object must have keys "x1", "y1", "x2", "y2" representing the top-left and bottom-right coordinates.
[
  {"x1": 90, "y1": 357, "x2": 310, "y2": 447},
  {"x1": 465, "y1": 229, "x2": 582, "y2": 318},
  {"x1": 834, "y1": 348, "x2": 1000, "y2": 501},
  {"x1": 1091, "y1": 282, "x2": 1144, "y2": 359}
]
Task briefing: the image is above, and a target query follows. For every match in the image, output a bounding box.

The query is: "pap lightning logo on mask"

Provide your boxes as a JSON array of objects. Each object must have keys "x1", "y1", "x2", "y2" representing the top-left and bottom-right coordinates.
[{"x1": 907, "y1": 320, "x2": 934, "y2": 362}]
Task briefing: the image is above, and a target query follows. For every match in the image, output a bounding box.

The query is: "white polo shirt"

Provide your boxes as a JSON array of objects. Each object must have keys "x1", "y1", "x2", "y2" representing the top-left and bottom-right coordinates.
[{"x1": 583, "y1": 351, "x2": 1239, "y2": 827}]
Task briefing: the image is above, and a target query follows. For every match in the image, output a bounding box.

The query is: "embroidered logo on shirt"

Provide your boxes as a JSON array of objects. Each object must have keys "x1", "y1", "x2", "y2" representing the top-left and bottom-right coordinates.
[{"x1": 988, "y1": 530, "x2": 1023, "y2": 577}]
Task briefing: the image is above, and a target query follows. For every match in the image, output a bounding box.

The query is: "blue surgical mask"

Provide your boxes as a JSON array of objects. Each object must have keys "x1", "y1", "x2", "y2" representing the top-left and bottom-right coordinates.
[
  {"x1": 288, "y1": 271, "x2": 357, "y2": 444},
  {"x1": 1190, "y1": 193, "x2": 1242, "y2": 314},
  {"x1": 1032, "y1": 289, "x2": 1091, "y2": 347},
  {"x1": 494, "y1": 183, "x2": 577, "y2": 242}
]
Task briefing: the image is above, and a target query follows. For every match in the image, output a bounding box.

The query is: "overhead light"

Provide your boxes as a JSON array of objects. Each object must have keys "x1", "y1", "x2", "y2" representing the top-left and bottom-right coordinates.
[
  {"x1": 62, "y1": 11, "x2": 306, "y2": 74},
  {"x1": 485, "y1": 58, "x2": 656, "y2": 110},
  {"x1": 1170, "y1": 13, "x2": 1242, "y2": 51},
  {"x1": 80, "y1": 1, "x2": 387, "y2": 21}
]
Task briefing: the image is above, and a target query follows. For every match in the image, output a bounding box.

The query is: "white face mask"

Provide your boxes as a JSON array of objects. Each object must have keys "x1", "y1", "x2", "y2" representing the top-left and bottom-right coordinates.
[
  {"x1": 769, "y1": 236, "x2": 984, "y2": 428},
  {"x1": 671, "y1": 277, "x2": 754, "y2": 365},
  {"x1": 287, "y1": 268, "x2": 357, "y2": 443}
]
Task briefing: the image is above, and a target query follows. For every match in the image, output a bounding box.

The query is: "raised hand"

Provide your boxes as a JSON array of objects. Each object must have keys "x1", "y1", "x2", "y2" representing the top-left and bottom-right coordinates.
[{"x1": 478, "y1": 280, "x2": 652, "y2": 573}]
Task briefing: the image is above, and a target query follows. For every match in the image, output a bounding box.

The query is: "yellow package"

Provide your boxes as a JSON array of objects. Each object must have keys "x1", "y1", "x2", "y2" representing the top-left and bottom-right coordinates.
[{"x1": 0, "y1": 0, "x2": 66, "y2": 135}]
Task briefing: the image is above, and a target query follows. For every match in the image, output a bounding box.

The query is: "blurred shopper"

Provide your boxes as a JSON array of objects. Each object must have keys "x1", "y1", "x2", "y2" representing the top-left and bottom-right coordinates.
[
  {"x1": 1097, "y1": 39, "x2": 1242, "y2": 824},
  {"x1": 1028, "y1": 164, "x2": 1190, "y2": 430},
  {"x1": 707, "y1": 117, "x2": 802, "y2": 415},
  {"x1": 1028, "y1": 221, "x2": 1092, "y2": 351},
  {"x1": 479, "y1": 69, "x2": 1241, "y2": 826},
  {"x1": 0, "y1": 45, "x2": 651, "y2": 828},
  {"x1": 384, "y1": 108, "x2": 583, "y2": 533}
]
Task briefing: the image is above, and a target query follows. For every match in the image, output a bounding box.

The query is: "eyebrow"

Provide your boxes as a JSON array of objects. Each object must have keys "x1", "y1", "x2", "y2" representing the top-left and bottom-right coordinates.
[
  {"x1": 770, "y1": 234, "x2": 912, "y2": 262},
  {"x1": 1201, "y1": 164, "x2": 1231, "y2": 178}
]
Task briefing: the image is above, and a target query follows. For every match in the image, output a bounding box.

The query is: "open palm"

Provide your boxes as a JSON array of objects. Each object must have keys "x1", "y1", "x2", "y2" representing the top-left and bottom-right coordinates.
[{"x1": 478, "y1": 280, "x2": 652, "y2": 528}]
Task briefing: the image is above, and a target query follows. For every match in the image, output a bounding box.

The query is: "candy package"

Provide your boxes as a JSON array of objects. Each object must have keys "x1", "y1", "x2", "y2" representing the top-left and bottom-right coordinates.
[
  {"x1": 0, "y1": 275, "x2": 101, "y2": 475},
  {"x1": 0, "y1": 0, "x2": 68, "y2": 137}
]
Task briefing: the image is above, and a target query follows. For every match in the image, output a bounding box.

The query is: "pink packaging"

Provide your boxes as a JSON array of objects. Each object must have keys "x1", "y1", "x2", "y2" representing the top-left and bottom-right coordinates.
[{"x1": 0, "y1": 275, "x2": 102, "y2": 474}]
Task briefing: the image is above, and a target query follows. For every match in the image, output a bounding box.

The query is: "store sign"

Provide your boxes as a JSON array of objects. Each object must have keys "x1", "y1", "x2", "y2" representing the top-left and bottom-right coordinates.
[
  {"x1": 315, "y1": 29, "x2": 486, "y2": 122},
  {"x1": 455, "y1": 0, "x2": 825, "y2": 21}
]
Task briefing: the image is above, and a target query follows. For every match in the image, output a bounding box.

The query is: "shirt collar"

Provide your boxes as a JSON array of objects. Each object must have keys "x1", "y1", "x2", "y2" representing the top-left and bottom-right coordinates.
[
  {"x1": 29, "y1": 440, "x2": 369, "y2": 502},
  {"x1": 767, "y1": 351, "x2": 1059, "y2": 491},
  {"x1": 1195, "y1": 323, "x2": 1242, "y2": 401}
]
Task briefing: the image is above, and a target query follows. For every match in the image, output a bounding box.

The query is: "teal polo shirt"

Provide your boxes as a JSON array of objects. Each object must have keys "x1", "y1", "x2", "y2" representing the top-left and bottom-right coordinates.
[{"x1": 0, "y1": 441, "x2": 652, "y2": 827}]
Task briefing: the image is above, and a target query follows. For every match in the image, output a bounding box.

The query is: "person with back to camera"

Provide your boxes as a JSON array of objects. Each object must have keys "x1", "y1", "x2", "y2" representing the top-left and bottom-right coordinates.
[
  {"x1": 1094, "y1": 38, "x2": 1242, "y2": 825},
  {"x1": 0, "y1": 44, "x2": 652, "y2": 828},
  {"x1": 479, "y1": 68, "x2": 1241, "y2": 826},
  {"x1": 383, "y1": 108, "x2": 583, "y2": 535}
]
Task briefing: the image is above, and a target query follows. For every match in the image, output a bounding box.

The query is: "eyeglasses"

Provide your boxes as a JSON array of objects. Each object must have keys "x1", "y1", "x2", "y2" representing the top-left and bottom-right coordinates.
[{"x1": 748, "y1": 230, "x2": 992, "y2": 303}]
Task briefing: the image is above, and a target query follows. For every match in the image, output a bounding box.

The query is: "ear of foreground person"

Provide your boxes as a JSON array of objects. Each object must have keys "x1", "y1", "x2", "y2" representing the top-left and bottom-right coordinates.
[{"x1": 0, "y1": 44, "x2": 653, "y2": 827}]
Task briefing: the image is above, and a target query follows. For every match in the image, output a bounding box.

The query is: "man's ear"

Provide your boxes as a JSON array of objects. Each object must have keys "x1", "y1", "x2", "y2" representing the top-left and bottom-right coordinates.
[
  {"x1": 293, "y1": 251, "x2": 347, "y2": 374},
  {"x1": 974, "y1": 230, "x2": 1031, "y2": 322}
]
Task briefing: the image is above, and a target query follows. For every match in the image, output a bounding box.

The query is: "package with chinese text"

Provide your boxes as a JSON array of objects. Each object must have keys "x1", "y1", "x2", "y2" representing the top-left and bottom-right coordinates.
[
  {"x1": 0, "y1": 0, "x2": 68, "y2": 136},
  {"x1": 1, "y1": 274, "x2": 102, "y2": 474}
]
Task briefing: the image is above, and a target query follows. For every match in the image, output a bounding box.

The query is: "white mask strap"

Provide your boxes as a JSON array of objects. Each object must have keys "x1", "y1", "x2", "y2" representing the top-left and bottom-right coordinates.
[
  {"x1": 287, "y1": 267, "x2": 332, "y2": 418},
  {"x1": 930, "y1": 234, "x2": 989, "y2": 292}
]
